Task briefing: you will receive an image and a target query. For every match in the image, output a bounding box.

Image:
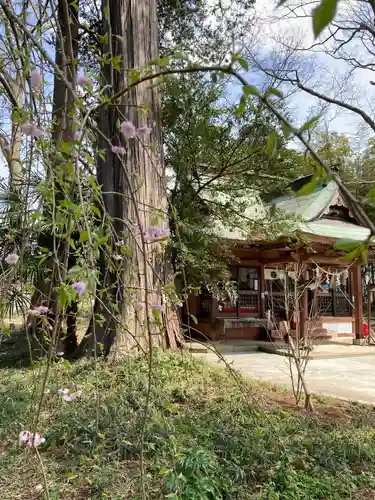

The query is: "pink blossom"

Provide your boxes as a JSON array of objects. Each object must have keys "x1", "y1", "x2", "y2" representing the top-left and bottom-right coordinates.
[
  {"x1": 143, "y1": 226, "x2": 170, "y2": 243},
  {"x1": 62, "y1": 389, "x2": 82, "y2": 402},
  {"x1": 72, "y1": 281, "x2": 86, "y2": 295},
  {"x1": 77, "y1": 72, "x2": 91, "y2": 87},
  {"x1": 20, "y1": 122, "x2": 35, "y2": 135},
  {"x1": 5, "y1": 253, "x2": 19, "y2": 265},
  {"x1": 136, "y1": 126, "x2": 152, "y2": 138},
  {"x1": 151, "y1": 304, "x2": 164, "y2": 313},
  {"x1": 19, "y1": 431, "x2": 31, "y2": 443},
  {"x1": 111, "y1": 145, "x2": 126, "y2": 155},
  {"x1": 19, "y1": 430, "x2": 45, "y2": 447},
  {"x1": 177, "y1": 301, "x2": 183, "y2": 308},
  {"x1": 57, "y1": 388, "x2": 69, "y2": 395},
  {"x1": 120, "y1": 120, "x2": 136, "y2": 138},
  {"x1": 20, "y1": 122, "x2": 49, "y2": 138},
  {"x1": 28, "y1": 305, "x2": 49, "y2": 316},
  {"x1": 30, "y1": 68, "x2": 42, "y2": 90}
]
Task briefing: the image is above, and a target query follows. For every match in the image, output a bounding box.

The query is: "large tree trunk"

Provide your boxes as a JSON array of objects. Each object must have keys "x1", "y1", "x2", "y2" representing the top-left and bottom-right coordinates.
[
  {"x1": 29, "y1": 0, "x2": 79, "y2": 354},
  {"x1": 79, "y1": 0, "x2": 178, "y2": 357}
]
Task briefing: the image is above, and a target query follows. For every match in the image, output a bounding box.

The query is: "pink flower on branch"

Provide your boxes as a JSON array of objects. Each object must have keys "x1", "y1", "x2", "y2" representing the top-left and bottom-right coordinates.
[
  {"x1": 5, "y1": 253, "x2": 19, "y2": 265},
  {"x1": 19, "y1": 430, "x2": 45, "y2": 448},
  {"x1": 151, "y1": 304, "x2": 164, "y2": 313},
  {"x1": 20, "y1": 122, "x2": 49, "y2": 139},
  {"x1": 143, "y1": 226, "x2": 170, "y2": 243},
  {"x1": 77, "y1": 72, "x2": 91, "y2": 87},
  {"x1": 30, "y1": 68, "x2": 43, "y2": 90},
  {"x1": 72, "y1": 281, "x2": 86, "y2": 295},
  {"x1": 120, "y1": 120, "x2": 136, "y2": 138},
  {"x1": 136, "y1": 126, "x2": 152, "y2": 138},
  {"x1": 28, "y1": 305, "x2": 49, "y2": 316},
  {"x1": 111, "y1": 145, "x2": 126, "y2": 155}
]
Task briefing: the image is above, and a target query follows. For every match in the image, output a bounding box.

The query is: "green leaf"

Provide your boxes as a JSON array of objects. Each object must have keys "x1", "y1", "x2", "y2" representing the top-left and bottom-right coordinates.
[
  {"x1": 281, "y1": 121, "x2": 292, "y2": 140},
  {"x1": 237, "y1": 56, "x2": 249, "y2": 71},
  {"x1": 231, "y1": 53, "x2": 249, "y2": 71},
  {"x1": 243, "y1": 84, "x2": 260, "y2": 97},
  {"x1": 312, "y1": 0, "x2": 338, "y2": 38},
  {"x1": 189, "y1": 314, "x2": 198, "y2": 325},
  {"x1": 267, "y1": 131, "x2": 278, "y2": 158},
  {"x1": 334, "y1": 240, "x2": 361, "y2": 252},
  {"x1": 266, "y1": 87, "x2": 283, "y2": 98},
  {"x1": 79, "y1": 231, "x2": 89, "y2": 243},
  {"x1": 235, "y1": 95, "x2": 246, "y2": 116},
  {"x1": 301, "y1": 115, "x2": 320, "y2": 131},
  {"x1": 297, "y1": 175, "x2": 319, "y2": 197},
  {"x1": 341, "y1": 245, "x2": 363, "y2": 261},
  {"x1": 112, "y1": 55, "x2": 121, "y2": 72}
]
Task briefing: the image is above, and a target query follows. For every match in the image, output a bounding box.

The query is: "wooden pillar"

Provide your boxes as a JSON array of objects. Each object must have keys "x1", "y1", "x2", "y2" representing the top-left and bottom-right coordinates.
[
  {"x1": 260, "y1": 264, "x2": 265, "y2": 318},
  {"x1": 211, "y1": 297, "x2": 218, "y2": 341},
  {"x1": 299, "y1": 267, "x2": 309, "y2": 341},
  {"x1": 298, "y1": 266, "x2": 309, "y2": 341},
  {"x1": 352, "y1": 263, "x2": 363, "y2": 341}
]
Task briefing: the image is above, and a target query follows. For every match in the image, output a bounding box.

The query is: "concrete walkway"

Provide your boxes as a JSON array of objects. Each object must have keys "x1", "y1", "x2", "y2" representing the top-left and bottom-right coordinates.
[{"x1": 199, "y1": 351, "x2": 375, "y2": 404}]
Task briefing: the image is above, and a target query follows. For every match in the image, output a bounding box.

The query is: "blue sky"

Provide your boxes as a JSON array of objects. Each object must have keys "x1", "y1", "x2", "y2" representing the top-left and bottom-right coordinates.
[{"x1": 250, "y1": 0, "x2": 375, "y2": 149}]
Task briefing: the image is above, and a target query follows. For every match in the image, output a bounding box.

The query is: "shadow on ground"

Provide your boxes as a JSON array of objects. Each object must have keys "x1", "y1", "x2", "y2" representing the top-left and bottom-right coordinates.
[{"x1": 0, "y1": 329, "x2": 43, "y2": 368}]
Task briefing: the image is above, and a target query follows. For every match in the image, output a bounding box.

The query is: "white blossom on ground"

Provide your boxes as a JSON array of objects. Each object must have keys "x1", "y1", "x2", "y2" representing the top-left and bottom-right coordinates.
[
  {"x1": 57, "y1": 388, "x2": 70, "y2": 395},
  {"x1": 34, "y1": 484, "x2": 43, "y2": 494},
  {"x1": 72, "y1": 281, "x2": 87, "y2": 295},
  {"x1": 111, "y1": 145, "x2": 126, "y2": 155},
  {"x1": 61, "y1": 389, "x2": 82, "y2": 402},
  {"x1": 28, "y1": 305, "x2": 49, "y2": 316},
  {"x1": 30, "y1": 68, "x2": 43, "y2": 90},
  {"x1": 136, "y1": 126, "x2": 152, "y2": 138},
  {"x1": 120, "y1": 120, "x2": 136, "y2": 138},
  {"x1": 77, "y1": 73, "x2": 91, "y2": 86},
  {"x1": 5, "y1": 253, "x2": 19, "y2": 265},
  {"x1": 19, "y1": 431, "x2": 45, "y2": 447}
]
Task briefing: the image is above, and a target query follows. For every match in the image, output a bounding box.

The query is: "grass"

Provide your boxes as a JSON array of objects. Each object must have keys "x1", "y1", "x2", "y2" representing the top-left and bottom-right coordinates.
[{"x1": 1, "y1": 349, "x2": 375, "y2": 499}]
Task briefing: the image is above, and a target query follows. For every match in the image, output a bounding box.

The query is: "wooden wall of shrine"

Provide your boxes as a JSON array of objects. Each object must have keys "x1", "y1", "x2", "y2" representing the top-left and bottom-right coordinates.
[{"x1": 183, "y1": 241, "x2": 364, "y2": 342}]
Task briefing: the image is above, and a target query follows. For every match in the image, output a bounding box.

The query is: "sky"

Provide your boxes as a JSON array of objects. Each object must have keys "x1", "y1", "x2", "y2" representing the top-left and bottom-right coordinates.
[
  {"x1": 248, "y1": 0, "x2": 375, "y2": 150},
  {"x1": 1, "y1": 0, "x2": 374, "y2": 184}
]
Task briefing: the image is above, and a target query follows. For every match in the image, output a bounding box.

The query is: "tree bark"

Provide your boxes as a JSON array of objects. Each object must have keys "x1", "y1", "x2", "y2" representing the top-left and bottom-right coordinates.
[
  {"x1": 80, "y1": 0, "x2": 179, "y2": 357},
  {"x1": 28, "y1": 0, "x2": 79, "y2": 354}
]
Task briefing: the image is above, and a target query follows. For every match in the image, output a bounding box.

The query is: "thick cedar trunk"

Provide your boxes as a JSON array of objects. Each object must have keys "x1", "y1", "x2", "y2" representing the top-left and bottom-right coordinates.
[
  {"x1": 29, "y1": 0, "x2": 79, "y2": 354},
  {"x1": 80, "y1": 0, "x2": 178, "y2": 357}
]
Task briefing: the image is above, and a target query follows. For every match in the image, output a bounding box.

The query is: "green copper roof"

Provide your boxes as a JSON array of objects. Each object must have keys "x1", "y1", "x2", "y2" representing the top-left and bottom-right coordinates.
[
  {"x1": 272, "y1": 180, "x2": 338, "y2": 221},
  {"x1": 302, "y1": 219, "x2": 371, "y2": 241},
  {"x1": 212, "y1": 177, "x2": 371, "y2": 244}
]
